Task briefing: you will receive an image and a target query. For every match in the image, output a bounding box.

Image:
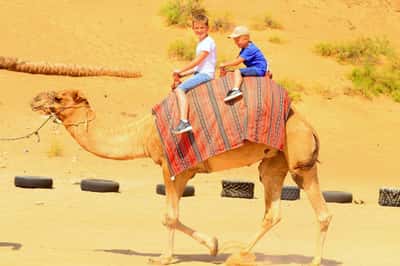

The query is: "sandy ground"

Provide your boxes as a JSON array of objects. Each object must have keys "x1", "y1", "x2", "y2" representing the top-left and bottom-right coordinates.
[{"x1": 1, "y1": 1, "x2": 400, "y2": 265}]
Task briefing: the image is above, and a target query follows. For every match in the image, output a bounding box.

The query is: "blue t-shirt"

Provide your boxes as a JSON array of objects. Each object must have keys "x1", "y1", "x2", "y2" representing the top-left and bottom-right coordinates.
[{"x1": 239, "y1": 42, "x2": 268, "y2": 72}]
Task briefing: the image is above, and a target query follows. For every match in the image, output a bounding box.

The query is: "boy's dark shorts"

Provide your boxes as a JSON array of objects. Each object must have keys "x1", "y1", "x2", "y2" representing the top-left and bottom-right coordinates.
[{"x1": 240, "y1": 67, "x2": 266, "y2": 77}]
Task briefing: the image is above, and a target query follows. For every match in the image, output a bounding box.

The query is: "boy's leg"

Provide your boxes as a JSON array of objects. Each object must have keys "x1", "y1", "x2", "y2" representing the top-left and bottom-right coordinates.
[
  {"x1": 224, "y1": 67, "x2": 265, "y2": 102},
  {"x1": 176, "y1": 88, "x2": 188, "y2": 121},
  {"x1": 173, "y1": 73, "x2": 211, "y2": 134},
  {"x1": 224, "y1": 69, "x2": 244, "y2": 102},
  {"x1": 233, "y1": 68, "x2": 244, "y2": 89}
]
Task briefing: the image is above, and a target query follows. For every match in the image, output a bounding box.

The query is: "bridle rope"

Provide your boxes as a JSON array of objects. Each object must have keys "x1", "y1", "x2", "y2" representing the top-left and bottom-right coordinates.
[{"x1": 0, "y1": 104, "x2": 95, "y2": 142}]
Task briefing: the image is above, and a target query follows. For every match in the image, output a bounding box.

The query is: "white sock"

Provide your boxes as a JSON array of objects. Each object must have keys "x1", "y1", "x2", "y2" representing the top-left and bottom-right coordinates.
[
  {"x1": 181, "y1": 119, "x2": 188, "y2": 123},
  {"x1": 232, "y1": 87, "x2": 239, "y2": 91}
]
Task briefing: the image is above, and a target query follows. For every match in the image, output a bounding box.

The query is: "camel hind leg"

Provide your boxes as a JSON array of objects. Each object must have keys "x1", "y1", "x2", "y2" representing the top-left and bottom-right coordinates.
[
  {"x1": 150, "y1": 161, "x2": 218, "y2": 265},
  {"x1": 285, "y1": 110, "x2": 332, "y2": 266},
  {"x1": 292, "y1": 165, "x2": 332, "y2": 266}
]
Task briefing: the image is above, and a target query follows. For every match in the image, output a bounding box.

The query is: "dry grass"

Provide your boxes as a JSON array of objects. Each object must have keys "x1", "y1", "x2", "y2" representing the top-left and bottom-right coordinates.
[
  {"x1": 210, "y1": 13, "x2": 234, "y2": 32},
  {"x1": 252, "y1": 14, "x2": 283, "y2": 30},
  {"x1": 47, "y1": 138, "x2": 64, "y2": 157},
  {"x1": 168, "y1": 38, "x2": 197, "y2": 60},
  {"x1": 268, "y1": 35, "x2": 285, "y2": 44}
]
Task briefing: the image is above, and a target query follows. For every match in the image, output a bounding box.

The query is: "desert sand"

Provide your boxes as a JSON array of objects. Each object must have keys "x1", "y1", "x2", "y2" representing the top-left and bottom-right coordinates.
[{"x1": 0, "y1": 1, "x2": 400, "y2": 265}]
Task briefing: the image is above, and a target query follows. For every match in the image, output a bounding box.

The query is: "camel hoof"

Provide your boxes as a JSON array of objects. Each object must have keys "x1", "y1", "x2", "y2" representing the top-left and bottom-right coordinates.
[
  {"x1": 225, "y1": 251, "x2": 256, "y2": 266},
  {"x1": 209, "y1": 236, "x2": 218, "y2": 256},
  {"x1": 148, "y1": 255, "x2": 177, "y2": 265}
]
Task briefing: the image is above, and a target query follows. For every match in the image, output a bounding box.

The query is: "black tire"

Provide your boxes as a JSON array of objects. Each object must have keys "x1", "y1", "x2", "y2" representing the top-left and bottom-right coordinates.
[
  {"x1": 322, "y1": 190, "x2": 353, "y2": 203},
  {"x1": 80, "y1": 179, "x2": 119, "y2": 193},
  {"x1": 379, "y1": 187, "x2": 400, "y2": 207},
  {"x1": 14, "y1": 176, "x2": 53, "y2": 189},
  {"x1": 281, "y1": 186, "x2": 300, "y2": 200},
  {"x1": 155, "y1": 184, "x2": 195, "y2": 197},
  {"x1": 221, "y1": 180, "x2": 254, "y2": 199}
]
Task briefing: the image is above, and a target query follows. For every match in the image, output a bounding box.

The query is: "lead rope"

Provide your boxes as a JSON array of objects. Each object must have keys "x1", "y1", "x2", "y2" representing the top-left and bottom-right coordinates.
[{"x1": 0, "y1": 115, "x2": 55, "y2": 142}]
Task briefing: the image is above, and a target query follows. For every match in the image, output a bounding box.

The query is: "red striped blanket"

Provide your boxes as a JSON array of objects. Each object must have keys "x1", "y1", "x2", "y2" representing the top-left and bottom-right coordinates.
[{"x1": 152, "y1": 73, "x2": 291, "y2": 176}]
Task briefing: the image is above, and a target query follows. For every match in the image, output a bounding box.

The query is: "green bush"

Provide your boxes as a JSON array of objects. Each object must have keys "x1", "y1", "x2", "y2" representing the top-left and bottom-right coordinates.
[
  {"x1": 315, "y1": 37, "x2": 395, "y2": 64},
  {"x1": 349, "y1": 61, "x2": 400, "y2": 102},
  {"x1": 168, "y1": 39, "x2": 196, "y2": 60},
  {"x1": 160, "y1": 0, "x2": 206, "y2": 27},
  {"x1": 277, "y1": 78, "x2": 304, "y2": 102}
]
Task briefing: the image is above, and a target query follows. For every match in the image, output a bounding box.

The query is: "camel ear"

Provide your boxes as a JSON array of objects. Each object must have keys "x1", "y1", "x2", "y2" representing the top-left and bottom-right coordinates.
[{"x1": 72, "y1": 90, "x2": 87, "y2": 103}]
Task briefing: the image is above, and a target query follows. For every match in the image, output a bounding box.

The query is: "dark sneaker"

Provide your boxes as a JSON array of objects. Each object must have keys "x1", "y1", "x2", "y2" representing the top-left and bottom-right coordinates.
[
  {"x1": 172, "y1": 120, "x2": 193, "y2": 134},
  {"x1": 224, "y1": 89, "x2": 243, "y2": 102}
]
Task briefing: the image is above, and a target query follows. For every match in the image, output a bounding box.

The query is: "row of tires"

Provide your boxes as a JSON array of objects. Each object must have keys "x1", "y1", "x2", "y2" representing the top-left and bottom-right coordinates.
[
  {"x1": 14, "y1": 176, "x2": 400, "y2": 207},
  {"x1": 14, "y1": 176, "x2": 119, "y2": 193},
  {"x1": 158, "y1": 180, "x2": 400, "y2": 207}
]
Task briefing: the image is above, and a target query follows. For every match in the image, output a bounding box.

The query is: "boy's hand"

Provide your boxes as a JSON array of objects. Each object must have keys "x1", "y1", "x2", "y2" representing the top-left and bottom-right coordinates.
[
  {"x1": 172, "y1": 69, "x2": 181, "y2": 79},
  {"x1": 219, "y1": 64, "x2": 227, "y2": 77},
  {"x1": 171, "y1": 78, "x2": 182, "y2": 90},
  {"x1": 171, "y1": 70, "x2": 182, "y2": 90}
]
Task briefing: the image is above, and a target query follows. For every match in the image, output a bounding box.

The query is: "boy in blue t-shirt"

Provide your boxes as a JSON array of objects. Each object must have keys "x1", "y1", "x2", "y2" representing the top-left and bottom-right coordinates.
[{"x1": 219, "y1": 26, "x2": 268, "y2": 102}]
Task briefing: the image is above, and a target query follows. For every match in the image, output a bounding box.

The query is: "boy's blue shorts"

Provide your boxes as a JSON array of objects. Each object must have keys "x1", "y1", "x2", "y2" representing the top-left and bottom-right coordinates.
[
  {"x1": 240, "y1": 67, "x2": 266, "y2": 77},
  {"x1": 177, "y1": 72, "x2": 212, "y2": 93}
]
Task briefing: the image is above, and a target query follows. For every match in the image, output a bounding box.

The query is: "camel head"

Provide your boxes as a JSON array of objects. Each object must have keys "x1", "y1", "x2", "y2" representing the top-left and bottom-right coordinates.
[{"x1": 31, "y1": 89, "x2": 90, "y2": 121}]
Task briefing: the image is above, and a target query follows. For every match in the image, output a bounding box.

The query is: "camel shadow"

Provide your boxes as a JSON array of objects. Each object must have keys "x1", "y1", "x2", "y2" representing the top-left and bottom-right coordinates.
[
  {"x1": 0, "y1": 242, "x2": 22, "y2": 250},
  {"x1": 95, "y1": 249, "x2": 342, "y2": 265},
  {"x1": 256, "y1": 253, "x2": 342, "y2": 265}
]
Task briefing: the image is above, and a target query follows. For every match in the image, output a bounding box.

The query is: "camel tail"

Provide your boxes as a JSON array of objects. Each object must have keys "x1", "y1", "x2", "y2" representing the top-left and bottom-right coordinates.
[
  {"x1": 288, "y1": 106, "x2": 321, "y2": 170},
  {"x1": 0, "y1": 56, "x2": 142, "y2": 78}
]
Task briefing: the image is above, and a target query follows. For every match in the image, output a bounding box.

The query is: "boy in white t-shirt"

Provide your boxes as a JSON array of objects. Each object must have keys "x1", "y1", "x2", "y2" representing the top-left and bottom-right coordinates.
[{"x1": 171, "y1": 14, "x2": 216, "y2": 134}]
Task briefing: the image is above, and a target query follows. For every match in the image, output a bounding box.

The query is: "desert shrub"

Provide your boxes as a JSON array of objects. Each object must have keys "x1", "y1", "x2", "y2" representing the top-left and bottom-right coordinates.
[
  {"x1": 168, "y1": 38, "x2": 196, "y2": 60},
  {"x1": 314, "y1": 37, "x2": 395, "y2": 64},
  {"x1": 349, "y1": 61, "x2": 400, "y2": 102},
  {"x1": 210, "y1": 13, "x2": 234, "y2": 32},
  {"x1": 160, "y1": 0, "x2": 206, "y2": 27},
  {"x1": 268, "y1": 35, "x2": 284, "y2": 44},
  {"x1": 253, "y1": 14, "x2": 283, "y2": 30},
  {"x1": 47, "y1": 138, "x2": 63, "y2": 157},
  {"x1": 277, "y1": 78, "x2": 304, "y2": 102}
]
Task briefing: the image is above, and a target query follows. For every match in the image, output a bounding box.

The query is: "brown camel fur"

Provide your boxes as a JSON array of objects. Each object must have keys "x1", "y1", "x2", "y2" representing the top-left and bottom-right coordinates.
[
  {"x1": 0, "y1": 56, "x2": 141, "y2": 78},
  {"x1": 31, "y1": 89, "x2": 332, "y2": 266}
]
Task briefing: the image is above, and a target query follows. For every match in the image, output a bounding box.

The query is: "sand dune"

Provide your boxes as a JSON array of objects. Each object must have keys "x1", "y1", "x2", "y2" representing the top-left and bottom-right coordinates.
[{"x1": 0, "y1": 1, "x2": 399, "y2": 265}]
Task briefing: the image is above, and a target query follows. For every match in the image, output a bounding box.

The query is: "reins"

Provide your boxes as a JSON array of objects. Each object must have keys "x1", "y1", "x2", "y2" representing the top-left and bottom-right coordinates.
[
  {"x1": 0, "y1": 115, "x2": 54, "y2": 142},
  {"x1": 0, "y1": 105, "x2": 95, "y2": 143}
]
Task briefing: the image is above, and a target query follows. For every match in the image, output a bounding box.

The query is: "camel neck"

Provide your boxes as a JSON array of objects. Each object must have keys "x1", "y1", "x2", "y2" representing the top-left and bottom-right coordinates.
[{"x1": 62, "y1": 107, "x2": 152, "y2": 160}]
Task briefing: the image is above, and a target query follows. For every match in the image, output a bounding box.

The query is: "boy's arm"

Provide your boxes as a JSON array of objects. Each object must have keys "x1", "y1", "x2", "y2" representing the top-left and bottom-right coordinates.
[
  {"x1": 174, "y1": 51, "x2": 209, "y2": 77},
  {"x1": 219, "y1": 57, "x2": 244, "y2": 69}
]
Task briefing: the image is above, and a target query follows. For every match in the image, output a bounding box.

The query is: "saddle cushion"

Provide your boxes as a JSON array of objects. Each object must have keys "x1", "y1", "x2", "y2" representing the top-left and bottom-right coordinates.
[{"x1": 152, "y1": 73, "x2": 291, "y2": 176}]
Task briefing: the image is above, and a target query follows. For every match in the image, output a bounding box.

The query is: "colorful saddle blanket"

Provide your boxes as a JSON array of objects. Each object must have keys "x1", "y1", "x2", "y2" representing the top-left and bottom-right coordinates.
[{"x1": 152, "y1": 73, "x2": 291, "y2": 176}]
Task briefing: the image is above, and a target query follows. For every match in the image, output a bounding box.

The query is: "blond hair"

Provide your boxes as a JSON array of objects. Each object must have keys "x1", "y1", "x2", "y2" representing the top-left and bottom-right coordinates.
[{"x1": 192, "y1": 13, "x2": 208, "y2": 27}]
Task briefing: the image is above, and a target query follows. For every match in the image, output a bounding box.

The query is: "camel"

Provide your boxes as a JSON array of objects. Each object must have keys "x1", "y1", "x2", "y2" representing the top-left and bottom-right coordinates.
[{"x1": 31, "y1": 89, "x2": 332, "y2": 266}]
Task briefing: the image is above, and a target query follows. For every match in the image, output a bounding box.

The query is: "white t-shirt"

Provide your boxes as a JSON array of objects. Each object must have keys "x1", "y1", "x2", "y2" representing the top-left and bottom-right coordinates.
[{"x1": 195, "y1": 36, "x2": 216, "y2": 78}]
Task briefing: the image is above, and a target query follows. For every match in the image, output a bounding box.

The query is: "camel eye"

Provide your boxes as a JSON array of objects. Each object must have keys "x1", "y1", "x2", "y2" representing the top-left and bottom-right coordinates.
[{"x1": 54, "y1": 96, "x2": 62, "y2": 102}]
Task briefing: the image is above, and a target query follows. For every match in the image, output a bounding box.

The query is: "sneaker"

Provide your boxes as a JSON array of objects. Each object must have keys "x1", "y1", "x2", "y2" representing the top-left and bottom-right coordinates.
[
  {"x1": 224, "y1": 89, "x2": 243, "y2": 102},
  {"x1": 172, "y1": 120, "x2": 193, "y2": 134}
]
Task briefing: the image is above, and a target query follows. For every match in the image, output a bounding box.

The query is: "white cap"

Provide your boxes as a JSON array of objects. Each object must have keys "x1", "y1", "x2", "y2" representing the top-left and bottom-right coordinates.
[{"x1": 228, "y1": 26, "x2": 250, "y2": 38}]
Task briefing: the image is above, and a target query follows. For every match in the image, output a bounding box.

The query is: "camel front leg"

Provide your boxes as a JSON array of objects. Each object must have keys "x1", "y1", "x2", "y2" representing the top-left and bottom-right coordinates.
[
  {"x1": 243, "y1": 153, "x2": 288, "y2": 253},
  {"x1": 150, "y1": 166, "x2": 218, "y2": 265}
]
